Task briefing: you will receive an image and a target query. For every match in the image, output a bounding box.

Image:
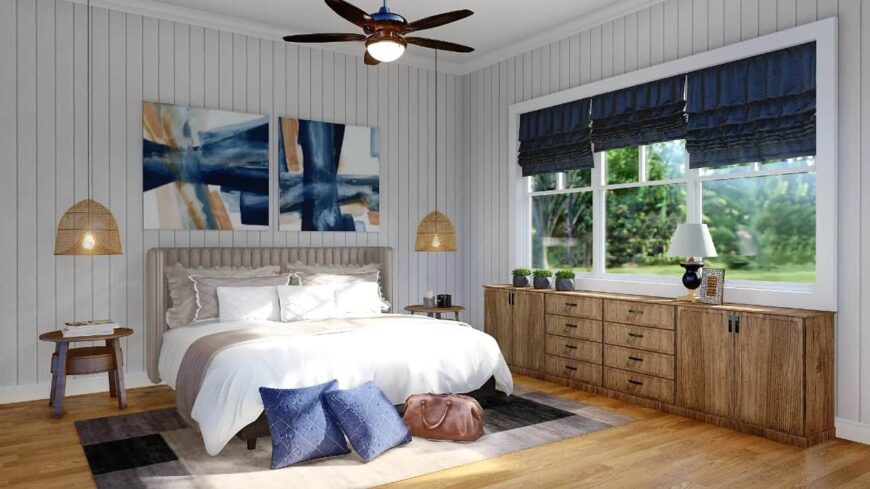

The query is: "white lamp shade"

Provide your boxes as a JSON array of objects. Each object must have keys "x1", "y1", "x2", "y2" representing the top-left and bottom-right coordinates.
[
  {"x1": 667, "y1": 223, "x2": 717, "y2": 258},
  {"x1": 366, "y1": 39, "x2": 406, "y2": 62}
]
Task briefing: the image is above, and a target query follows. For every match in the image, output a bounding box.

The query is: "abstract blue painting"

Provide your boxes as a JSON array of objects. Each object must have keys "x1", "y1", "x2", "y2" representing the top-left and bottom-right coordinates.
[
  {"x1": 142, "y1": 102, "x2": 269, "y2": 230},
  {"x1": 278, "y1": 117, "x2": 380, "y2": 232}
]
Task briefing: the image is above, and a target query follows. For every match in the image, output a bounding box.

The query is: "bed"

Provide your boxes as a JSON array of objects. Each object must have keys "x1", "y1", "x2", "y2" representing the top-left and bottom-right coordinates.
[{"x1": 145, "y1": 247, "x2": 513, "y2": 456}]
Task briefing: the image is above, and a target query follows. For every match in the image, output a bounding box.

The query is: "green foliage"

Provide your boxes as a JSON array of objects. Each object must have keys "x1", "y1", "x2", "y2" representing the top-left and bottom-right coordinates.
[
  {"x1": 533, "y1": 269, "x2": 552, "y2": 278},
  {"x1": 529, "y1": 141, "x2": 815, "y2": 283},
  {"x1": 555, "y1": 270, "x2": 575, "y2": 279},
  {"x1": 512, "y1": 268, "x2": 531, "y2": 277}
]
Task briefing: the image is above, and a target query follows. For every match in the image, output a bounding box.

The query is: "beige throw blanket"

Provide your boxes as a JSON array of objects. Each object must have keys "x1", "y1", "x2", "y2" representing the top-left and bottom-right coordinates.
[{"x1": 174, "y1": 319, "x2": 376, "y2": 427}]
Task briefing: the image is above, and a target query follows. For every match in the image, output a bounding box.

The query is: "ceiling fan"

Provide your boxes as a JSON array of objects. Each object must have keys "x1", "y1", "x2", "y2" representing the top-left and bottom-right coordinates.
[{"x1": 282, "y1": 0, "x2": 475, "y2": 65}]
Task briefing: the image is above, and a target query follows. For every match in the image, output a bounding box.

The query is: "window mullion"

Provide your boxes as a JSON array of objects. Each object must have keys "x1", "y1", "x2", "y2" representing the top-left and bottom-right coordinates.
[{"x1": 592, "y1": 152, "x2": 606, "y2": 278}]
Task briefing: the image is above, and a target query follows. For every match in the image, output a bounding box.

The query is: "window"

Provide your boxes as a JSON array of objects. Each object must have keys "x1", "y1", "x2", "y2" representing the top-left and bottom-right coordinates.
[{"x1": 526, "y1": 141, "x2": 816, "y2": 285}]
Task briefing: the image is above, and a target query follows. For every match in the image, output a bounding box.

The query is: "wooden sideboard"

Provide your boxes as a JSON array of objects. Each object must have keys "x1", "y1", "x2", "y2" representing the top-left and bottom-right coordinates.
[{"x1": 483, "y1": 285, "x2": 835, "y2": 447}]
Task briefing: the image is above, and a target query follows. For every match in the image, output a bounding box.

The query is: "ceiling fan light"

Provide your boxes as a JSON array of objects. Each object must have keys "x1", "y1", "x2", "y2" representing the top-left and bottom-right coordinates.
[{"x1": 366, "y1": 38, "x2": 406, "y2": 62}]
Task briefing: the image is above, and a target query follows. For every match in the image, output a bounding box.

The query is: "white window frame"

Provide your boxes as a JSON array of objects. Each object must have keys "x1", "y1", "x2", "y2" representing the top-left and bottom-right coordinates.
[{"x1": 509, "y1": 18, "x2": 837, "y2": 311}]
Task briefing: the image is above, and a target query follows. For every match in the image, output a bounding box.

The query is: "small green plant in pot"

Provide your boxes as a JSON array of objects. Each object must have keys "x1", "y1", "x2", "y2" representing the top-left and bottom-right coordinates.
[
  {"x1": 555, "y1": 270, "x2": 576, "y2": 291},
  {"x1": 532, "y1": 269, "x2": 553, "y2": 289},
  {"x1": 512, "y1": 268, "x2": 532, "y2": 288}
]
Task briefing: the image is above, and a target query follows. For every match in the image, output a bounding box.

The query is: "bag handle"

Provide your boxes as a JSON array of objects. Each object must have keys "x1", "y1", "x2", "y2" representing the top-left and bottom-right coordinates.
[{"x1": 420, "y1": 400, "x2": 452, "y2": 430}]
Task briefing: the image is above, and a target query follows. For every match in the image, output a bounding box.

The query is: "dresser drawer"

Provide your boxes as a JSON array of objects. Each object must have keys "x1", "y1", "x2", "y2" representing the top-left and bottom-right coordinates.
[
  {"x1": 546, "y1": 355, "x2": 602, "y2": 385},
  {"x1": 604, "y1": 323, "x2": 674, "y2": 355},
  {"x1": 604, "y1": 367, "x2": 674, "y2": 403},
  {"x1": 545, "y1": 315, "x2": 602, "y2": 342},
  {"x1": 546, "y1": 335, "x2": 602, "y2": 364},
  {"x1": 604, "y1": 300, "x2": 675, "y2": 330},
  {"x1": 546, "y1": 295, "x2": 602, "y2": 320},
  {"x1": 604, "y1": 345, "x2": 674, "y2": 380}
]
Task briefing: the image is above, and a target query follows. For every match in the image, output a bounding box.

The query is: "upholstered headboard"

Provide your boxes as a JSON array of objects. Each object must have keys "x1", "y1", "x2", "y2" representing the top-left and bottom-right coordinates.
[{"x1": 145, "y1": 247, "x2": 394, "y2": 384}]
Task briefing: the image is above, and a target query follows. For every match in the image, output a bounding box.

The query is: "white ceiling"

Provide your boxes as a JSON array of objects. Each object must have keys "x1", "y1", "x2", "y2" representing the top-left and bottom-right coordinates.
[{"x1": 140, "y1": 0, "x2": 634, "y2": 70}]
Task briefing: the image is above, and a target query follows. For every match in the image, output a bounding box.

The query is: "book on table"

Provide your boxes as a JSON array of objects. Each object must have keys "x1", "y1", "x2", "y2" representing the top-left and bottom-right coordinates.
[{"x1": 61, "y1": 320, "x2": 118, "y2": 337}]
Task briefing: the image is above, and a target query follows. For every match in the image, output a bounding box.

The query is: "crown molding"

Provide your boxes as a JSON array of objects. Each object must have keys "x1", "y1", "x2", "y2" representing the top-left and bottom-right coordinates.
[
  {"x1": 67, "y1": 0, "x2": 665, "y2": 76},
  {"x1": 451, "y1": 0, "x2": 665, "y2": 75}
]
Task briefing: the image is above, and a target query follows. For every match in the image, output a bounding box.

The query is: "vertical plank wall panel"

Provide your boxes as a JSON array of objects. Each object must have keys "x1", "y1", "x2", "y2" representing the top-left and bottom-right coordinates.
[
  {"x1": 54, "y1": 0, "x2": 76, "y2": 378},
  {"x1": 859, "y1": 0, "x2": 870, "y2": 425},
  {"x1": 16, "y1": 0, "x2": 38, "y2": 386},
  {"x1": 108, "y1": 9, "x2": 128, "y2": 368},
  {"x1": 458, "y1": 0, "x2": 869, "y2": 432},
  {"x1": 837, "y1": 0, "x2": 862, "y2": 423},
  {"x1": 35, "y1": 0, "x2": 57, "y2": 383},
  {"x1": 1, "y1": 0, "x2": 463, "y2": 397},
  {"x1": 125, "y1": 13, "x2": 144, "y2": 373}
]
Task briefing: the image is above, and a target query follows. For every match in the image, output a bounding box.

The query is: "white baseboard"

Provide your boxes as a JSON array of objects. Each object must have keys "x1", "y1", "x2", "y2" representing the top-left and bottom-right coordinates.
[
  {"x1": 0, "y1": 371, "x2": 154, "y2": 404},
  {"x1": 835, "y1": 418, "x2": 870, "y2": 445}
]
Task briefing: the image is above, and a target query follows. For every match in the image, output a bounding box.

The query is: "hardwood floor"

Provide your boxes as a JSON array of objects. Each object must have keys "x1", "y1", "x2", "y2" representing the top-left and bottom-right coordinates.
[{"x1": 1, "y1": 375, "x2": 869, "y2": 488}]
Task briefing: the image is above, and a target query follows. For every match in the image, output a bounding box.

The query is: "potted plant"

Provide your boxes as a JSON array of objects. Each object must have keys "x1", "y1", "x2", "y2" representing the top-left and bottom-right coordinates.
[
  {"x1": 532, "y1": 269, "x2": 552, "y2": 289},
  {"x1": 512, "y1": 268, "x2": 532, "y2": 288},
  {"x1": 555, "y1": 270, "x2": 576, "y2": 291}
]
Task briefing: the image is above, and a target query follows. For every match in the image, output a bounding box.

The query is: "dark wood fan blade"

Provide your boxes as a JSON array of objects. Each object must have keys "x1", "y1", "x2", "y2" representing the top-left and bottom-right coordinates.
[
  {"x1": 325, "y1": 0, "x2": 372, "y2": 29},
  {"x1": 405, "y1": 37, "x2": 474, "y2": 53},
  {"x1": 364, "y1": 51, "x2": 380, "y2": 66},
  {"x1": 283, "y1": 33, "x2": 367, "y2": 43},
  {"x1": 404, "y1": 10, "x2": 473, "y2": 33}
]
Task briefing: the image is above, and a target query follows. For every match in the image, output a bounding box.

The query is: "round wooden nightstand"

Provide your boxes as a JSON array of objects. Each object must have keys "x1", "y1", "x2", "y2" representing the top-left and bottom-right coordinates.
[
  {"x1": 404, "y1": 305, "x2": 465, "y2": 321},
  {"x1": 38, "y1": 327, "x2": 133, "y2": 418}
]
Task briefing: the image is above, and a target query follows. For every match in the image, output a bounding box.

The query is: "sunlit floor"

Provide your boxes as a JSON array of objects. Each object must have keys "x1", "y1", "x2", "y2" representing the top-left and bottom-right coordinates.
[{"x1": 1, "y1": 375, "x2": 868, "y2": 488}]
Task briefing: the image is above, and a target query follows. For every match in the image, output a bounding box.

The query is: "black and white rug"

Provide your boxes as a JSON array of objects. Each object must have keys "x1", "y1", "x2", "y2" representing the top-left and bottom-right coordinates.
[{"x1": 75, "y1": 387, "x2": 632, "y2": 488}]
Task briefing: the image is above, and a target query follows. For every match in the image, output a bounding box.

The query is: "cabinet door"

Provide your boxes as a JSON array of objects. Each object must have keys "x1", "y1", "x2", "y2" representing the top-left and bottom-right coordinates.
[
  {"x1": 484, "y1": 289, "x2": 513, "y2": 364},
  {"x1": 676, "y1": 307, "x2": 733, "y2": 417},
  {"x1": 734, "y1": 313, "x2": 804, "y2": 434},
  {"x1": 512, "y1": 291, "x2": 546, "y2": 372}
]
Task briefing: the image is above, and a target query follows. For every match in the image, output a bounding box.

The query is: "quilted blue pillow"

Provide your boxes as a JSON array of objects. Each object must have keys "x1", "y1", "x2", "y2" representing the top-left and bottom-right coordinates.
[
  {"x1": 322, "y1": 381, "x2": 411, "y2": 462},
  {"x1": 259, "y1": 381, "x2": 350, "y2": 469}
]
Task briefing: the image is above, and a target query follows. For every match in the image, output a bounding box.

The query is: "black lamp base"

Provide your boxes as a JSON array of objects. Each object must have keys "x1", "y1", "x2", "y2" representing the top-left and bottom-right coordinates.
[{"x1": 677, "y1": 262, "x2": 704, "y2": 302}]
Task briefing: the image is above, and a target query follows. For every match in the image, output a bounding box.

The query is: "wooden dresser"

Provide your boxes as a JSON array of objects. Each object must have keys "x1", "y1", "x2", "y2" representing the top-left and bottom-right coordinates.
[{"x1": 483, "y1": 285, "x2": 835, "y2": 447}]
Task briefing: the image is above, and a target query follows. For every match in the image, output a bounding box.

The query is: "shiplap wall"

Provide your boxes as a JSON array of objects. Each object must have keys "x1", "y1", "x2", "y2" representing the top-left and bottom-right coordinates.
[
  {"x1": 0, "y1": 0, "x2": 466, "y2": 397},
  {"x1": 459, "y1": 0, "x2": 870, "y2": 437}
]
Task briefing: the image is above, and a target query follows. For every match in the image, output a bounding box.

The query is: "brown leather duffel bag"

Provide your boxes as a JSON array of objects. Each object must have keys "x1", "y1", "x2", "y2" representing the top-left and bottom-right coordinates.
[{"x1": 403, "y1": 393, "x2": 485, "y2": 441}]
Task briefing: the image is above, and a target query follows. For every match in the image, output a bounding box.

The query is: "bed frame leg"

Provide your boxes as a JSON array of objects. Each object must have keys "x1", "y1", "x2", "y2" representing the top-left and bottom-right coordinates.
[{"x1": 247, "y1": 438, "x2": 257, "y2": 450}]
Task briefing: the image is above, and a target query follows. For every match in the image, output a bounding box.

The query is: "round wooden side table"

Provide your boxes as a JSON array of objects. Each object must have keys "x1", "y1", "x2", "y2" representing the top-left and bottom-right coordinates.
[
  {"x1": 38, "y1": 327, "x2": 134, "y2": 419},
  {"x1": 404, "y1": 305, "x2": 465, "y2": 321}
]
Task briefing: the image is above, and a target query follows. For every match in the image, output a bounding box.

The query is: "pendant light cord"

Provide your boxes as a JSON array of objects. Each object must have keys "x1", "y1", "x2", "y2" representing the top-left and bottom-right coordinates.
[
  {"x1": 87, "y1": 0, "x2": 93, "y2": 224},
  {"x1": 434, "y1": 49, "x2": 438, "y2": 213}
]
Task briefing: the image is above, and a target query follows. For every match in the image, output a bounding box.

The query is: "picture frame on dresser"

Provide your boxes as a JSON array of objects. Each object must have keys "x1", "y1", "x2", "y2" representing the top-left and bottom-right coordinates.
[{"x1": 698, "y1": 268, "x2": 725, "y2": 305}]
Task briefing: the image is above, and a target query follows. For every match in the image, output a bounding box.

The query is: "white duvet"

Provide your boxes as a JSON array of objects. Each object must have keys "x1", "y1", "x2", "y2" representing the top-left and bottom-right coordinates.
[{"x1": 159, "y1": 315, "x2": 513, "y2": 455}]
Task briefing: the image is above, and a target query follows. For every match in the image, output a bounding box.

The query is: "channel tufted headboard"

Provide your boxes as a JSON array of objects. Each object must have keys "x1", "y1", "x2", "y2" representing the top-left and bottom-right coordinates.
[{"x1": 145, "y1": 247, "x2": 394, "y2": 384}]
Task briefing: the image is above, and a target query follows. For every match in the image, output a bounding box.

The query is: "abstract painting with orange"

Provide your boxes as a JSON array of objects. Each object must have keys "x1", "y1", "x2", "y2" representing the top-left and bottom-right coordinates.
[
  {"x1": 142, "y1": 102, "x2": 269, "y2": 230},
  {"x1": 278, "y1": 117, "x2": 380, "y2": 232}
]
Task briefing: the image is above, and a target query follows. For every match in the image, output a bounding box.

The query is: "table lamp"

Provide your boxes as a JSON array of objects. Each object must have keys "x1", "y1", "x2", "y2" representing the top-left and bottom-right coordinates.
[{"x1": 667, "y1": 223, "x2": 717, "y2": 302}]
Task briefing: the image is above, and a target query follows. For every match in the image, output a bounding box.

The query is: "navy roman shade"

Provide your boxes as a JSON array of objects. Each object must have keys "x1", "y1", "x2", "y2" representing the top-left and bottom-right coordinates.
[
  {"x1": 590, "y1": 75, "x2": 687, "y2": 151},
  {"x1": 686, "y1": 42, "x2": 816, "y2": 168},
  {"x1": 518, "y1": 99, "x2": 593, "y2": 176}
]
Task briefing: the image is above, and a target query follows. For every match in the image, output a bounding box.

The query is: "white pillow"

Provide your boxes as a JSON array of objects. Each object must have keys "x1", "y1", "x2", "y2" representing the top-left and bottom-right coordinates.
[
  {"x1": 216, "y1": 286, "x2": 282, "y2": 322},
  {"x1": 333, "y1": 282, "x2": 383, "y2": 317},
  {"x1": 277, "y1": 285, "x2": 338, "y2": 322}
]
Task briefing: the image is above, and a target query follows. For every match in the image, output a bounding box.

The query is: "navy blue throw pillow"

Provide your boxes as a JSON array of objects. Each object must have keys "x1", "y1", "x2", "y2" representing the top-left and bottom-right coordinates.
[
  {"x1": 259, "y1": 381, "x2": 351, "y2": 469},
  {"x1": 322, "y1": 381, "x2": 412, "y2": 462}
]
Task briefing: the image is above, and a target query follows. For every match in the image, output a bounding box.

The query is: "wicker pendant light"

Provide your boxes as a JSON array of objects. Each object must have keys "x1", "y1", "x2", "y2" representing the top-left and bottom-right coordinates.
[
  {"x1": 55, "y1": 0, "x2": 121, "y2": 256},
  {"x1": 415, "y1": 50, "x2": 457, "y2": 252}
]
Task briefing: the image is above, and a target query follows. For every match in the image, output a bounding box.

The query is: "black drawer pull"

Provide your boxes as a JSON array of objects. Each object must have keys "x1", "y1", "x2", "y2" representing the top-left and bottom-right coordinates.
[
  {"x1": 564, "y1": 344, "x2": 577, "y2": 350},
  {"x1": 628, "y1": 379, "x2": 644, "y2": 386},
  {"x1": 628, "y1": 308, "x2": 644, "y2": 314},
  {"x1": 628, "y1": 332, "x2": 644, "y2": 338},
  {"x1": 564, "y1": 365, "x2": 578, "y2": 371},
  {"x1": 564, "y1": 302, "x2": 578, "y2": 307},
  {"x1": 628, "y1": 356, "x2": 644, "y2": 362},
  {"x1": 564, "y1": 323, "x2": 578, "y2": 328}
]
